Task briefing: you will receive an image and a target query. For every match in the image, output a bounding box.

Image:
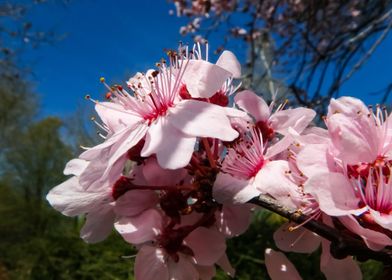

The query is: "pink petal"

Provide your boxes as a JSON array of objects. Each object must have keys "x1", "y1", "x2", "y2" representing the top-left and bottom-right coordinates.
[
  {"x1": 104, "y1": 123, "x2": 148, "y2": 176},
  {"x1": 339, "y1": 215, "x2": 392, "y2": 250},
  {"x1": 80, "y1": 205, "x2": 115, "y2": 243},
  {"x1": 154, "y1": 132, "x2": 195, "y2": 170},
  {"x1": 184, "y1": 227, "x2": 226, "y2": 266},
  {"x1": 265, "y1": 135, "x2": 293, "y2": 159},
  {"x1": 265, "y1": 248, "x2": 302, "y2": 280},
  {"x1": 270, "y1": 107, "x2": 316, "y2": 135},
  {"x1": 328, "y1": 97, "x2": 369, "y2": 118},
  {"x1": 78, "y1": 158, "x2": 108, "y2": 190},
  {"x1": 79, "y1": 154, "x2": 126, "y2": 191},
  {"x1": 215, "y1": 50, "x2": 241, "y2": 78},
  {"x1": 135, "y1": 246, "x2": 169, "y2": 280},
  {"x1": 216, "y1": 254, "x2": 235, "y2": 277},
  {"x1": 304, "y1": 172, "x2": 364, "y2": 216},
  {"x1": 215, "y1": 204, "x2": 252, "y2": 237},
  {"x1": 46, "y1": 177, "x2": 108, "y2": 216},
  {"x1": 115, "y1": 208, "x2": 162, "y2": 244},
  {"x1": 141, "y1": 117, "x2": 165, "y2": 157},
  {"x1": 79, "y1": 125, "x2": 134, "y2": 160},
  {"x1": 168, "y1": 256, "x2": 199, "y2": 280},
  {"x1": 141, "y1": 117, "x2": 196, "y2": 169},
  {"x1": 168, "y1": 100, "x2": 239, "y2": 141},
  {"x1": 64, "y1": 159, "x2": 89, "y2": 176},
  {"x1": 299, "y1": 127, "x2": 330, "y2": 144},
  {"x1": 327, "y1": 113, "x2": 378, "y2": 164},
  {"x1": 296, "y1": 144, "x2": 330, "y2": 178},
  {"x1": 114, "y1": 190, "x2": 158, "y2": 216},
  {"x1": 370, "y1": 209, "x2": 392, "y2": 231},
  {"x1": 95, "y1": 101, "x2": 142, "y2": 132},
  {"x1": 142, "y1": 157, "x2": 187, "y2": 185},
  {"x1": 223, "y1": 106, "x2": 249, "y2": 119},
  {"x1": 254, "y1": 160, "x2": 300, "y2": 209},
  {"x1": 320, "y1": 240, "x2": 362, "y2": 280},
  {"x1": 213, "y1": 173, "x2": 260, "y2": 204},
  {"x1": 196, "y1": 265, "x2": 216, "y2": 280},
  {"x1": 303, "y1": 126, "x2": 330, "y2": 139},
  {"x1": 274, "y1": 223, "x2": 321, "y2": 253},
  {"x1": 182, "y1": 59, "x2": 232, "y2": 98},
  {"x1": 234, "y1": 90, "x2": 270, "y2": 122}
]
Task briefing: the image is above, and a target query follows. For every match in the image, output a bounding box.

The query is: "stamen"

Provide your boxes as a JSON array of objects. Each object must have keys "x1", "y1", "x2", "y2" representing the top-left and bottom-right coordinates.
[{"x1": 289, "y1": 210, "x2": 321, "y2": 231}]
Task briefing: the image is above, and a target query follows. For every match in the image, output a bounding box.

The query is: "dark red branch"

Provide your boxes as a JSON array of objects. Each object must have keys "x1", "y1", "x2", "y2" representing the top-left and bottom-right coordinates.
[{"x1": 248, "y1": 194, "x2": 392, "y2": 264}]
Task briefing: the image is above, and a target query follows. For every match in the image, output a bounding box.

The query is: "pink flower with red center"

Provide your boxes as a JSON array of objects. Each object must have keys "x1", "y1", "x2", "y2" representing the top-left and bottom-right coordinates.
[
  {"x1": 299, "y1": 96, "x2": 392, "y2": 250},
  {"x1": 82, "y1": 46, "x2": 245, "y2": 170},
  {"x1": 234, "y1": 90, "x2": 316, "y2": 142},
  {"x1": 177, "y1": 44, "x2": 241, "y2": 107},
  {"x1": 266, "y1": 136, "x2": 362, "y2": 280},
  {"x1": 47, "y1": 154, "x2": 186, "y2": 243},
  {"x1": 213, "y1": 126, "x2": 297, "y2": 204},
  {"x1": 133, "y1": 226, "x2": 229, "y2": 280},
  {"x1": 114, "y1": 199, "x2": 230, "y2": 280}
]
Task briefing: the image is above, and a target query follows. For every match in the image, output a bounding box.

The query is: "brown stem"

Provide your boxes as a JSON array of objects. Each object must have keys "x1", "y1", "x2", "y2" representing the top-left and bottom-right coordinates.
[
  {"x1": 248, "y1": 194, "x2": 392, "y2": 264},
  {"x1": 202, "y1": 138, "x2": 217, "y2": 169}
]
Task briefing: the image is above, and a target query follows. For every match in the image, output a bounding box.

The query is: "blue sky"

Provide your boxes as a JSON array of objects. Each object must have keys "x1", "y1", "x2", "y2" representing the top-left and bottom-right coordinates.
[
  {"x1": 25, "y1": 0, "x2": 189, "y2": 116},
  {"x1": 23, "y1": 0, "x2": 392, "y2": 117}
]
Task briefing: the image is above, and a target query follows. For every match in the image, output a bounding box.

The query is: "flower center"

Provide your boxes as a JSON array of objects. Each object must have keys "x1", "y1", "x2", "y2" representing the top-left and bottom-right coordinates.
[
  {"x1": 347, "y1": 156, "x2": 392, "y2": 180},
  {"x1": 349, "y1": 158, "x2": 392, "y2": 215},
  {"x1": 255, "y1": 120, "x2": 275, "y2": 142},
  {"x1": 222, "y1": 127, "x2": 266, "y2": 179}
]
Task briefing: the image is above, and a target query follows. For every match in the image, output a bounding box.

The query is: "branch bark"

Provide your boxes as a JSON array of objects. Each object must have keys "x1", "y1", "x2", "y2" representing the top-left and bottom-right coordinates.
[{"x1": 248, "y1": 194, "x2": 392, "y2": 264}]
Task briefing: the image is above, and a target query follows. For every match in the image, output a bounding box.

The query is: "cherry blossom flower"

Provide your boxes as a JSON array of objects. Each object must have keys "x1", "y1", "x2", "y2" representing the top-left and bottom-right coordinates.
[
  {"x1": 214, "y1": 91, "x2": 315, "y2": 204},
  {"x1": 234, "y1": 90, "x2": 316, "y2": 142},
  {"x1": 47, "y1": 154, "x2": 187, "y2": 243},
  {"x1": 133, "y1": 227, "x2": 227, "y2": 280},
  {"x1": 213, "y1": 126, "x2": 297, "y2": 204},
  {"x1": 300, "y1": 96, "x2": 392, "y2": 250},
  {"x1": 264, "y1": 132, "x2": 362, "y2": 280},
  {"x1": 84, "y1": 46, "x2": 245, "y2": 170},
  {"x1": 46, "y1": 158, "x2": 117, "y2": 243},
  {"x1": 45, "y1": 41, "x2": 386, "y2": 280}
]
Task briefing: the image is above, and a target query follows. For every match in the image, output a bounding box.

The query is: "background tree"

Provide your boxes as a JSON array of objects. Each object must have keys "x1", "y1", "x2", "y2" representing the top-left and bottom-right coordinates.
[
  {"x1": 171, "y1": 0, "x2": 392, "y2": 115},
  {"x1": 0, "y1": 2, "x2": 136, "y2": 279}
]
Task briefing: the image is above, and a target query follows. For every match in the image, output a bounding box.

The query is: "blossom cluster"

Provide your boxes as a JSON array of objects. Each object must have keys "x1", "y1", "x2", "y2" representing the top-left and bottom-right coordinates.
[
  {"x1": 171, "y1": 0, "x2": 370, "y2": 47},
  {"x1": 47, "y1": 44, "x2": 391, "y2": 279}
]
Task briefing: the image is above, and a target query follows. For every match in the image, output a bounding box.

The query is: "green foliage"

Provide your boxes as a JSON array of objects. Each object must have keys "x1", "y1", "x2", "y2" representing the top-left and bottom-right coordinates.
[
  {"x1": 0, "y1": 78, "x2": 37, "y2": 153},
  {"x1": 5, "y1": 117, "x2": 72, "y2": 200},
  {"x1": 360, "y1": 260, "x2": 384, "y2": 280},
  {"x1": 0, "y1": 172, "x2": 137, "y2": 280}
]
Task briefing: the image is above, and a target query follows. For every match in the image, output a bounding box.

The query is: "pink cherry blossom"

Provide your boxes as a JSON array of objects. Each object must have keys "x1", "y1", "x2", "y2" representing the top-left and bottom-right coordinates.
[
  {"x1": 46, "y1": 158, "x2": 117, "y2": 243},
  {"x1": 45, "y1": 40, "x2": 386, "y2": 280},
  {"x1": 214, "y1": 126, "x2": 297, "y2": 204},
  {"x1": 234, "y1": 89, "x2": 316, "y2": 142},
  {"x1": 300, "y1": 96, "x2": 392, "y2": 249},
  {"x1": 267, "y1": 134, "x2": 362, "y2": 280},
  {"x1": 84, "y1": 46, "x2": 245, "y2": 170},
  {"x1": 180, "y1": 44, "x2": 241, "y2": 98},
  {"x1": 132, "y1": 224, "x2": 227, "y2": 280}
]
